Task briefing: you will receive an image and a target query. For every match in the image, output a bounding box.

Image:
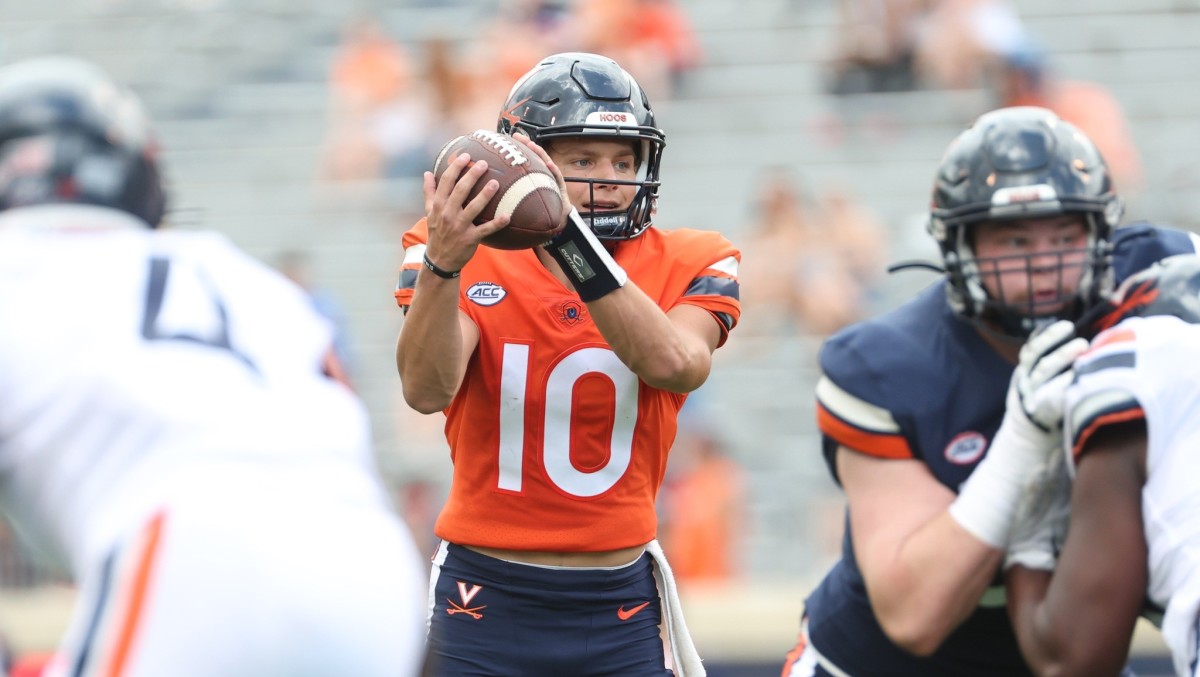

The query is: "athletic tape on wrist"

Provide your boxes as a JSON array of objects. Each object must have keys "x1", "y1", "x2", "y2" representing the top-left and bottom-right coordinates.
[
  {"x1": 948, "y1": 431, "x2": 1037, "y2": 548},
  {"x1": 543, "y1": 208, "x2": 628, "y2": 302},
  {"x1": 949, "y1": 386, "x2": 1062, "y2": 549},
  {"x1": 949, "y1": 472, "x2": 1019, "y2": 550}
]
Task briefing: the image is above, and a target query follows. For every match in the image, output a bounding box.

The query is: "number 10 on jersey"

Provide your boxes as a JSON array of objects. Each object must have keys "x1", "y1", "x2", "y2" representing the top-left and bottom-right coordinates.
[{"x1": 497, "y1": 343, "x2": 639, "y2": 498}]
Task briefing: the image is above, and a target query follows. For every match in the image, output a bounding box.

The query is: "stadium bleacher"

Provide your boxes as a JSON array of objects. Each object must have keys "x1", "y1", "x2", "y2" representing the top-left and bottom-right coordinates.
[{"x1": 1, "y1": 0, "x2": 1197, "y2": 670}]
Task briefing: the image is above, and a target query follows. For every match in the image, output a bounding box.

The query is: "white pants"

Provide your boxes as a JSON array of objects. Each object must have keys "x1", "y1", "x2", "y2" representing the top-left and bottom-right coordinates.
[{"x1": 48, "y1": 462, "x2": 427, "y2": 677}]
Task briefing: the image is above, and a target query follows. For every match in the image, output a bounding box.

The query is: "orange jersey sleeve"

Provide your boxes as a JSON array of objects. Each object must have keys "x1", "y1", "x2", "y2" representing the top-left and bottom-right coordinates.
[{"x1": 394, "y1": 224, "x2": 741, "y2": 551}]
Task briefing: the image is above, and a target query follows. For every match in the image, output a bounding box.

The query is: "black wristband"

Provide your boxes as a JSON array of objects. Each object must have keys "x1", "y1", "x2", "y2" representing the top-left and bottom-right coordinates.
[
  {"x1": 422, "y1": 253, "x2": 461, "y2": 279},
  {"x1": 543, "y1": 209, "x2": 628, "y2": 302}
]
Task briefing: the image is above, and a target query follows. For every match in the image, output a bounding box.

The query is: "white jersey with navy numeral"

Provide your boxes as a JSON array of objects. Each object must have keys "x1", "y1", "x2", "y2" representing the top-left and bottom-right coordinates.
[
  {"x1": 0, "y1": 205, "x2": 424, "y2": 677},
  {"x1": 1065, "y1": 314, "x2": 1200, "y2": 677}
]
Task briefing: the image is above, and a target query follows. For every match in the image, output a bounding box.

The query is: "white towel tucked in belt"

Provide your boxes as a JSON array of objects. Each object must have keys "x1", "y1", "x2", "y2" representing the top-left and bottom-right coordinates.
[{"x1": 646, "y1": 540, "x2": 706, "y2": 677}]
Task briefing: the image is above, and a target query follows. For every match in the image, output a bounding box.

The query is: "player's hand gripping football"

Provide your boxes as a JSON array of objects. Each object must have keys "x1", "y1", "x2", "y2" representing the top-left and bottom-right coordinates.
[
  {"x1": 510, "y1": 132, "x2": 571, "y2": 229},
  {"x1": 949, "y1": 320, "x2": 1088, "y2": 548},
  {"x1": 510, "y1": 132, "x2": 628, "y2": 302},
  {"x1": 421, "y1": 151, "x2": 511, "y2": 274}
]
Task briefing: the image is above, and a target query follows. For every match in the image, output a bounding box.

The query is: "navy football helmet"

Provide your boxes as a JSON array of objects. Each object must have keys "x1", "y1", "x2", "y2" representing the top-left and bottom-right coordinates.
[
  {"x1": 0, "y1": 57, "x2": 166, "y2": 227},
  {"x1": 496, "y1": 52, "x2": 665, "y2": 240},
  {"x1": 1079, "y1": 253, "x2": 1200, "y2": 338},
  {"x1": 929, "y1": 106, "x2": 1123, "y2": 338}
]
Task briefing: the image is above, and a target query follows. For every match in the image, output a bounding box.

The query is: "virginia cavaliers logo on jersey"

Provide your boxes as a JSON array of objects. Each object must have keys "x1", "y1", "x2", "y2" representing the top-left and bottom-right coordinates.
[
  {"x1": 446, "y1": 580, "x2": 486, "y2": 620},
  {"x1": 944, "y1": 431, "x2": 987, "y2": 465},
  {"x1": 466, "y1": 282, "x2": 507, "y2": 307},
  {"x1": 558, "y1": 300, "x2": 585, "y2": 326}
]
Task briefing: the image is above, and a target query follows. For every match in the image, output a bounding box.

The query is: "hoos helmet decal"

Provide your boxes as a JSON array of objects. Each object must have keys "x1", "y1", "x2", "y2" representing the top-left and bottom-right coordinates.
[
  {"x1": 0, "y1": 57, "x2": 167, "y2": 227},
  {"x1": 497, "y1": 52, "x2": 665, "y2": 241},
  {"x1": 928, "y1": 106, "x2": 1122, "y2": 339}
]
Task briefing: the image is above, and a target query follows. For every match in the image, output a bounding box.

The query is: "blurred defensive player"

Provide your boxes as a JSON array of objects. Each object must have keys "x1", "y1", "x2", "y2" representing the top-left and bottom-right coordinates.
[
  {"x1": 1007, "y1": 253, "x2": 1200, "y2": 677},
  {"x1": 0, "y1": 57, "x2": 425, "y2": 676}
]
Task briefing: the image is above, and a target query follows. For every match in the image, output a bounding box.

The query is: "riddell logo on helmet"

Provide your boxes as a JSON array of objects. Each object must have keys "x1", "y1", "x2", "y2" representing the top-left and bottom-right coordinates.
[{"x1": 586, "y1": 111, "x2": 632, "y2": 126}]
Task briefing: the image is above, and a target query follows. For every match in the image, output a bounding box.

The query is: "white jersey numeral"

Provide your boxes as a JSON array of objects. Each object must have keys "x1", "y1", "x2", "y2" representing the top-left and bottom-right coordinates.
[{"x1": 497, "y1": 342, "x2": 639, "y2": 497}]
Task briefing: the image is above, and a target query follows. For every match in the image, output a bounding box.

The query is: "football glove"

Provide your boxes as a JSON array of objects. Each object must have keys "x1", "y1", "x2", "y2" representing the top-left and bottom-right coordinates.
[
  {"x1": 949, "y1": 320, "x2": 1087, "y2": 548},
  {"x1": 1005, "y1": 445, "x2": 1071, "y2": 571}
]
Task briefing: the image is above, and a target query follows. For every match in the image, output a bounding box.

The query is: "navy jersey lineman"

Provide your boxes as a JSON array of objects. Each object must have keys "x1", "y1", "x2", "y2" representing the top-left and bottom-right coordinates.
[{"x1": 781, "y1": 107, "x2": 1200, "y2": 676}]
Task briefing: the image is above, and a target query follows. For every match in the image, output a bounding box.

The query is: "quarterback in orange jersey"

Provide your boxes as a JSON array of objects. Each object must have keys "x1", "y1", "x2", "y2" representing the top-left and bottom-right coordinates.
[{"x1": 395, "y1": 53, "x2": 739, "y2": 677}]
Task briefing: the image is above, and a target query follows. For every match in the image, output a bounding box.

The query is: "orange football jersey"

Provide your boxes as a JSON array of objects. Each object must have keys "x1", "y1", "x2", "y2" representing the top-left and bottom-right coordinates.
[{"x1": 396, "y1": 220, "x2": 740, "y2": 551}]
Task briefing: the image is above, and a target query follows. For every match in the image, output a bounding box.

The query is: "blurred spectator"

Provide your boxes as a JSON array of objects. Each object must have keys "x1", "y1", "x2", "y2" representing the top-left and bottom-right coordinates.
[
  {"x1": 486, "y1": 0, "x2": 571, "y2": 88},
  {"x1": 826, "y1": 0, "x2": 925, "y2": 94},
  {"x1": 817, "y1": 183, "x2": 889, "y2": 303},
  {"x1": 996, "y1": 44, "x2": 1144, "y2": 196},
  {"x1": 418, "y1": 37, "x2": 474, "y2": 145},
  {"x1": 735, "y1": 167, "x2": 814, "y2": 340},
  {"x1": 912, "y1": 0, "x2": 1028, "y2": 90},
  {"x1": 629, "y1": 0, "x2": 703, "y2": 95},
  {"x1": 447, "y1": 0, "x2": 572, "y2": 133},
  {"x1": 659, "y1": 413, "x2": 747, "y2": 585},
  {"x1": 276, "y1": 250, "x2": 354, "y2": 381},
  {"x1": 736, "y1": 168, "x2": 888, "y2": 340},
  {"x1": 569, "y1": 0, "x2": 700, "y2": 100},
  {"x1": 322, "y1": 13, "x2": 429, "y2": 181},
  {"x1": 792, "y1": 184, "x2": 888, "y2": 336}
]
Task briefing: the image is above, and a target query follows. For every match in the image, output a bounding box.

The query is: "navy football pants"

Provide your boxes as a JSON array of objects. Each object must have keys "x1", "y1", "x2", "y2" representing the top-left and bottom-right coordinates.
[{"x1": 426, "y1": 542, "x2": 673, "y2": 677}]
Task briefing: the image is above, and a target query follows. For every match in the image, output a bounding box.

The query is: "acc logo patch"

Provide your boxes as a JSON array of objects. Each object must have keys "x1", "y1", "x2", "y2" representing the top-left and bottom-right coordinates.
[
  {"x1": 466, "y1": 282, "x2": 506, "y2": 307},
  {"x1": 943, "y1": 431, "x2": 987, "y2": 465}
]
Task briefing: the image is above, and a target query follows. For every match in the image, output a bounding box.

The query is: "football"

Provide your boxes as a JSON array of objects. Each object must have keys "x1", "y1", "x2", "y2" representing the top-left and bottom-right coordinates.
[{"x1": 432, "y1": 130, "x2": 566, "y2": 250}]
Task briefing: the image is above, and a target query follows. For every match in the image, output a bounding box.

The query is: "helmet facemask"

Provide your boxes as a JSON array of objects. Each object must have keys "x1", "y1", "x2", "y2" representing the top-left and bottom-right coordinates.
[
  {"x1": 545, "y1": 131, "x2": 662, "y2": 240},
  {"x1": 944, "y1": 212, "x2": 1113, "y2": 338}
]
